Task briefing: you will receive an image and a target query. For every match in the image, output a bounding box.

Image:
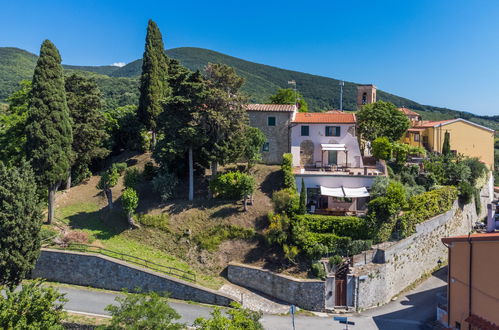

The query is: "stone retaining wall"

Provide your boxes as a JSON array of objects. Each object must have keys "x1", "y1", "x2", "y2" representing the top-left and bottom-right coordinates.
[
  {"x1": 227, "y1": 263, "x2": 326, "y2": 311},
  {"x1": 32, "y1": 249, "x2": 234, "y2": 307}
]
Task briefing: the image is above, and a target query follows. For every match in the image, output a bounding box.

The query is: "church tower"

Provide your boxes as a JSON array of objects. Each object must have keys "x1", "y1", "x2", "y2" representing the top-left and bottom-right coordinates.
[{"x1": 357, "y1": 84, "x2": 377, "y2": 109}]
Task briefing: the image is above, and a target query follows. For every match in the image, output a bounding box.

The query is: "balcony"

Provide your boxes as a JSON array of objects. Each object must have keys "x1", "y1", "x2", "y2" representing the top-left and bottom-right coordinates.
[{"x1": 293, "y1": 164, "x2": 385, "y2": 177}]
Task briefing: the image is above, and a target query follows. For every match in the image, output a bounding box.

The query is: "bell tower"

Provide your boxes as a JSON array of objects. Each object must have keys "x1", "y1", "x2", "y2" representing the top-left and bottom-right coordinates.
[{"x1": 357, "y1": 84, "x2": 377, "y2": 109}]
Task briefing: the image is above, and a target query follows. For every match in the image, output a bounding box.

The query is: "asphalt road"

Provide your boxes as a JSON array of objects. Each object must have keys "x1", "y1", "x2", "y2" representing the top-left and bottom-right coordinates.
[{"x1": 58, "y1": 267, "x2": 447, "y2": 330}]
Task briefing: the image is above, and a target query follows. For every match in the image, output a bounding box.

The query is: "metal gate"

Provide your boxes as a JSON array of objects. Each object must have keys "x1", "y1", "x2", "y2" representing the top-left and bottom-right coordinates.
[{"x1": 335, "y1": 279, "x2": 347, "y2": 306}]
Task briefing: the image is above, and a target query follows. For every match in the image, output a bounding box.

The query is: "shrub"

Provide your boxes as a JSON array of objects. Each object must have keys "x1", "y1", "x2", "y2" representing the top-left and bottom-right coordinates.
[
  {"x1": 474, "y1": 188, "x2": 481, "y2": 216},
  {"x1": 371, "y1": 137, "x2": 392, "y2": 160},
  {"x1": 143, "y1": 161, "x2": 158, "y2": 181},
  {"x1": 294, "y1": 215, "x2": 372, "y2": 240},
  {"x1": 310, "y1": 262, "x2": 326, "y2": 279},
  {"x1": 462, "y1": 157, "x2": 488, "y2": 186},
  {"x1": 405, "y1": 184, "x2": 426, "y2": 199},
  {"x1": 271, "y1": 188, "x2": 298, "y2": 214},
  {"x1": 349, "y1": 240, "x2": 373, "y2": 255},
  {"x1": 194, "y1": 302, "x2": 262, "y2": 330},
  {"x1": 281, "y1": 153, "x2": 296, "y2": 191},
  {"x1": 282, "y1": 244, "x2": 299, "y2": 263},
  {"x1": 152, "y1": 172, "x2": 178, "y2": 202},
  {"x1": 399, "y1": 186, "x2": 458, "y2": 237},
  {"x1": 61, "y1": 230, "x2": 89, "y2": 246},
  {"x1": 458, "y1": 181, "x2": 474, "y2": 204},
  {"x1": 40, "y1": 227, "x2": 58, "y2": 243},
  {"x1": 124, "y1": 168, "x2": 142, "y2": 189},
  {"x1": 210, "y1": 171, "x2": 255, "y2": 200},
  {"x1": 135, "y1": 213, "x2": 169, "y2": 231},
  {"x1": 194, "y1": 225, "x2": 255, "y2": 252},
  {"x1": 122, "y1": 188, "x2": 139, "y2": 217},
  {"x1": 329, "y1": 255, "x2": 343, "y2": 268},
  {"x1": 264, "y1": 212, "x2": 291, "y2": 245},
  {"x1": 370, "y1": 176, "x2": 390, "y2": 199},
  {"x1": 112, "y1": 162, "x2": 127, "y2": 174}
]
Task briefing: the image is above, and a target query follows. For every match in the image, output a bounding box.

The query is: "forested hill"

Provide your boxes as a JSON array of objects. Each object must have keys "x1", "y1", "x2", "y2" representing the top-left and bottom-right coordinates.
[{"x1": 0, "y1": 46, "x2": 497, "y2": 130}]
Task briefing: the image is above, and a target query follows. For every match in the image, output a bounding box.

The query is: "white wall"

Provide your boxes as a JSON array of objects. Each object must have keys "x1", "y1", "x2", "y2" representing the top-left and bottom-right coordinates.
[{"x1": 291, "y1": 123, "x2": 363, "y2": 168}]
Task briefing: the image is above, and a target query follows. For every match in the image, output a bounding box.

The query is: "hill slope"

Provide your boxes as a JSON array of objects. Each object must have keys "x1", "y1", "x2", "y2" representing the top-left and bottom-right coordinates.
[{"x1": 0, "y1": 46, "x2": 497, "y2": 130}]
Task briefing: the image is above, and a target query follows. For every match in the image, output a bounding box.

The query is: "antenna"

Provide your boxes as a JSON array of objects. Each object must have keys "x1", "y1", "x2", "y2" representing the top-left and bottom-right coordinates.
[{"x1": 339, "y1": 81, "x2": 344, "y2": 111}]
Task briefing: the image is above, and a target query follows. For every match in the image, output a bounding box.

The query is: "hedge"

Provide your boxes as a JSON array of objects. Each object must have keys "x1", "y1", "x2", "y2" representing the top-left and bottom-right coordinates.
[
  {"x1": 295, "y1": 215, "x2": 372, "y2": 240},
  {"x1": 399, "y1": 186, "x2": 458, "y2": 237}
]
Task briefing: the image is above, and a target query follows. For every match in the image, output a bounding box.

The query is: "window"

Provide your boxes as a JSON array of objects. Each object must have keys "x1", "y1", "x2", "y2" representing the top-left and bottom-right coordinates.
[
  {"x1": 268, "y1": 116, "x2": 276, "y2": 126},
  {"x1": 414, "y1": 133, "x2": 420, "y2": 142},
  {"x1": 301, "y1": 125, "x2": 309, "y2": 136},
  {"x1": 262, "y1": 142, "x2": 269, "y2": 152},
  {"x1": 325, "y1": 126, "x2": 341, "y2": 137},
  {"x1": 362, "y1": 92, "x2": 367, "y2": 104}
]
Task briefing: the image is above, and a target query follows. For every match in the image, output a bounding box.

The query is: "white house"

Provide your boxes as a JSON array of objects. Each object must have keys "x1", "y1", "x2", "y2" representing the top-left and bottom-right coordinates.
[{"x1": 290, "y1": 111, "x2": 386, "y2": 215}]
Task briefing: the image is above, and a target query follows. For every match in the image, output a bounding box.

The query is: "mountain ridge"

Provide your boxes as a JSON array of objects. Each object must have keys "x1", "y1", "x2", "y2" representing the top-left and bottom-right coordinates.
[{"x1": 0, "y1": 46, "x2": 497, "y2": 130}]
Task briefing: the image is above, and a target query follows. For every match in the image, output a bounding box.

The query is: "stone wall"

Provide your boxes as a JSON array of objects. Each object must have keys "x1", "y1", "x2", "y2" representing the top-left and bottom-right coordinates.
[
  {"x1": 351, "y1": 180, "x2": 491, "y2": 310},
  {"x1": 247, "y1": 110, "x2": 292, "y2": 164},
  {"x1": 227, "y1": 263, "x2": 326, "y2": 311},
  {"x1": 32, "y1": 249, "x2": 234, "y2": 307}
]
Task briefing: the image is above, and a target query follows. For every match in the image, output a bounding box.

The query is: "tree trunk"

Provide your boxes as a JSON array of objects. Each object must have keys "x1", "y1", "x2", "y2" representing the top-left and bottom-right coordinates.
[
  {"x1": 127, "y1": 212, "x2": 140, "y2": 229},
  {"x1": 64, "y1": 173, "x2": 71, "y2": 191},
  {"x1": 47, "y1": 183, "x2": 59, "y2": 224},
  {"x1": 243, "y1": 195, "x2": 248, "y2": 212},
  {"x1": 105, "y1": 188, "x2": 113, "y2": 210},
  {"x1": 209, "y1": 161, "x2": 218, "y2": 199},
  {"x1": 151, "y1": 130, "x2": 157, "y2": 149},
  {"x1": 188, "y1": 146, "x2": 194, "y2": 201}
]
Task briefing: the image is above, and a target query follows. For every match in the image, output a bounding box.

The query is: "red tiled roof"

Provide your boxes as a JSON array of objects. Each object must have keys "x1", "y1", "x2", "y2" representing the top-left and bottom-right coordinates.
[
  {"x1": 293, "y1": 112, "x2": 356, "y2": 124},
  {"x1": 442, "y1": 232, "x2": 499, "y2": 244},
  {"x1": 398, "y1": 107, "x2": 420, "y2": 117},
  {"x1": 245, "y1": 104, "x2": 295, "y2": 112},
  {"x1": 413, "y1": 119, "x2": 454, "y2": 128}
]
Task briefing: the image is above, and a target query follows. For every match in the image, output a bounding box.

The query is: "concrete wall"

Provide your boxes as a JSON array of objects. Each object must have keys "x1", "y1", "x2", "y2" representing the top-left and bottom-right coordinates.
[
  {"x1": 247, "y1": 110, "x2": 292, "y2": 164},
  {"x1": 351, "y1": 181, "x2": 491, "y2": 310},
  {"x1": 290, "y1": 123, "x2": 363, "y2": 168},
  {"x1": 227, "y1": 263, "x2": 326, "y2": 311},
  {"x1": 32, "y1": 249, "x2": 234, "y2": 307}
]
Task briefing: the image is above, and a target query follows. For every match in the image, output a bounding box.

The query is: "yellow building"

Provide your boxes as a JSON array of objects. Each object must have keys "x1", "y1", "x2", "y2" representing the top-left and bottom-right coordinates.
[{"x1": 402, "y1": 118, "x2": 495, "y2": 169}]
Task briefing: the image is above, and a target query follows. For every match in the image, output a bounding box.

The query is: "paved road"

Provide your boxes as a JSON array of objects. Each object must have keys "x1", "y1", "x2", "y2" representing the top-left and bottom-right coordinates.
[{"x1": 57, "y1": 267, "x2": 447, "y2": 330}]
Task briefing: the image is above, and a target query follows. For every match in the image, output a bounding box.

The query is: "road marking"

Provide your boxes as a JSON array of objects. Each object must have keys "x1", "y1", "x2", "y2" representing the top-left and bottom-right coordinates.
[{"x1": 65, "y1": 309, "x2": 111, "y2": 319}]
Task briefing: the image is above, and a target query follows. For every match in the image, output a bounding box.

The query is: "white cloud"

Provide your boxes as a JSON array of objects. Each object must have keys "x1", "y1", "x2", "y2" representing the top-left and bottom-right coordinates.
[{"x1": 111, "y1": 62, "x2": 126, "y2": 67}]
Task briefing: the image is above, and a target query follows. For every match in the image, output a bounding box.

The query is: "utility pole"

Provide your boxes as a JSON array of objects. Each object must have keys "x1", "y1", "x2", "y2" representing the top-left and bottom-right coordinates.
[
  {"x1": 288, "y1": 80, "x2": 297, "y2": 109},
  {"x1": 339, "y1": 80, "x2": 344, "y2": 111}
]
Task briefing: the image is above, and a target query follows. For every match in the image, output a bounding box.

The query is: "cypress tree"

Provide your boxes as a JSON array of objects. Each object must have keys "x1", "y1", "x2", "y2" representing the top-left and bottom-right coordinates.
[
  {"x1": 0, "y1": 161, "x2": 43, "y2": 288},
  {"x1": 25, "y1": 40, "x2": 72, "y2": 224},
  {"x1": 137, "y1": 19, "x2": 169, "y2": 147},
  {"x1": 298, "y1": 178, "x2": 307, "y2": 214},
  {"x1": 65, "y1": 73, "x2": 109, "y2": 188},
  {"x1": 442, "y1": 131, "x2": 451, "y2": 156}
]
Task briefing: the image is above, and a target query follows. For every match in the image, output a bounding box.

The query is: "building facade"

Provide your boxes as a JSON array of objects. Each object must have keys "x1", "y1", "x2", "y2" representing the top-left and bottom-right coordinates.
[
  {"x1": 246, "y1": 104, "x2": 295, "y2": 164},
  {"x1": 441, "y1": 233, "x2": 499, "y2": 329}
]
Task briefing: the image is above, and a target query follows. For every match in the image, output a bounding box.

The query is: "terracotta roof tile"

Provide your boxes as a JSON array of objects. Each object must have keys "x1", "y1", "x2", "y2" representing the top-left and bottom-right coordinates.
[
  {"x1": 398, "y1": 107, "x2": 421, "y2": 116},
  {"x1": 245, "y1": 104, "x2": 295, "y2": 112},
  {"x1": 293, "y1": 112, "x2": 356, "y2": 124},
  {"x1": 442, "y1": 232, "x2": 499, "y2": 244}
]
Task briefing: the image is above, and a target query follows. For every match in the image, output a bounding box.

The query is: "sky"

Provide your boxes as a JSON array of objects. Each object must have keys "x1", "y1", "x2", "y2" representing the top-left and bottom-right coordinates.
[{"x1": 1, "y1": 0, "x2": 498, "y2": 116}]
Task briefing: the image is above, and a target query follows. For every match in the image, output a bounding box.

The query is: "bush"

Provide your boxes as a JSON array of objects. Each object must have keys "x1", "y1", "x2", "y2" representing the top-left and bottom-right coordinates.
[
  {"x1": 370, "y1": 176, "x2": 390, "y2": 199},
  {"x1": 112, "y1": 162, "x2": 127, "y2": 174},
  {"x1": 294, "y1": 215, "x2": 372, "y2": 240},
  {"x1": 271, "y1": 188, "x2": 298, "y2": 214},
  {"x1": 371, "y1": 137, "x2": 392, "y2": 160},
  {"x1": 124, "y1": 168, "x2": 142, "y2": 189},
  {"x1": 458, "y1": 181, "x2": 474, "y2": 204},
  {"x1": 152, "y1": 172, "x2": 178, "y2": 202},
  {"x1": 210, "y1": 171, "x2": 255, "y2": 200},
  {"x1": 474, "y1": 188, "x2": 481, "y2": 216},
  {"x1": 405, "y1": 184, "x2": 426, "y2": 199},
  {"x1": 122, "y1": 188, "x2": 139, "y2": 216},
  {"x1": 349, "y1": 240, "x2": 373, "y2": 255},
  {"x1": 135, "y1": 213, "x2": 169, "y2": 231},
  {"x1": 40, "y1": 226, "x2": 58, "y2": 243},
  {"x1": 194, "y1": 302, "x2": 262, "y2": 330},
  {"x1": 195, "y1": 225, "x2": 255, "y2": 252},
  {"x1": 61, "y1": 230, "x2": 89, "y2": 246},
  {"x1": 264, "y1": 212, "x2": 291, "y2": 246},
  {"x1": 143, "y1": 161, "x2": 158, "y2": 181},
  {"x1": 282, "y1": 244, "x2": 299, "y2": 263},
  {"x1": 462, "y1": 157, "x2": 488, "y2": 186},
  {"x1": 310, "y1": 262, "x2": 326, "y2": 279},
  {"x1": 329, "y1": 255, "x2": 343, "y2": 268},
  {"x1": 281, "y1": 153, "x2": 296, "y2": 191},
  {"x1": 399, "y1": 186, "x2": 458, "y2": 237}
]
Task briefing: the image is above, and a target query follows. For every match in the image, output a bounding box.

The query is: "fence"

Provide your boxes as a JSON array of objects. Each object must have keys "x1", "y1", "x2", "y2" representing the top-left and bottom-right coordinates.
[{"x1": 48, "y1": 243, "x2": 196, "y2": 283}]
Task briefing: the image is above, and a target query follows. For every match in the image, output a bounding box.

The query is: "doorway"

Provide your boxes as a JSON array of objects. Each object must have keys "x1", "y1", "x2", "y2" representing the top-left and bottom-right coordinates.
[{"x1": 328, "y1": 150, "x2": 338, "y2": 165}]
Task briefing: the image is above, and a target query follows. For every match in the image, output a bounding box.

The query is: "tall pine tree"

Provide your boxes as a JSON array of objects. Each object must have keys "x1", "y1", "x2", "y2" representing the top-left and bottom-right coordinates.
[
  {"x1": 25, "y1": 40, "x2": 72, "y2": 224},
  {"x1": 442, "y1": 131, "x2": 451, "y2": 156},
  {"x1": 65, "y1": 73, "x2": 109, "y2": 188},
  {"x1": 137, "y1": 19, "x2": 169, "y2": 147},
  {"x1": 0, "y1": 161, "x2": 43, "y2": 288}
]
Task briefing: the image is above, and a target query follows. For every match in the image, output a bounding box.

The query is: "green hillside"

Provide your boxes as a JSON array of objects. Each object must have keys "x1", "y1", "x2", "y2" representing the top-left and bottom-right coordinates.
[{"x1": 0, "y1": 46, "x2": 497, "y2": 130}]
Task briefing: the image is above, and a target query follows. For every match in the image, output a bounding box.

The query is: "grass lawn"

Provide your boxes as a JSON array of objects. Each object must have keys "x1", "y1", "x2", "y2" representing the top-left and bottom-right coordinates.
[{"x1": 55, "y1": 202, "x2": 224, "y2": 289}]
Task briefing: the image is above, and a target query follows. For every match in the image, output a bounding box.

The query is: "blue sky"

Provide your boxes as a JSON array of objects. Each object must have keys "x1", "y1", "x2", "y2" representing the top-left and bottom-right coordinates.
[{"x1": 1, "y1": 0, "x2": 498, "y2": 116}]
